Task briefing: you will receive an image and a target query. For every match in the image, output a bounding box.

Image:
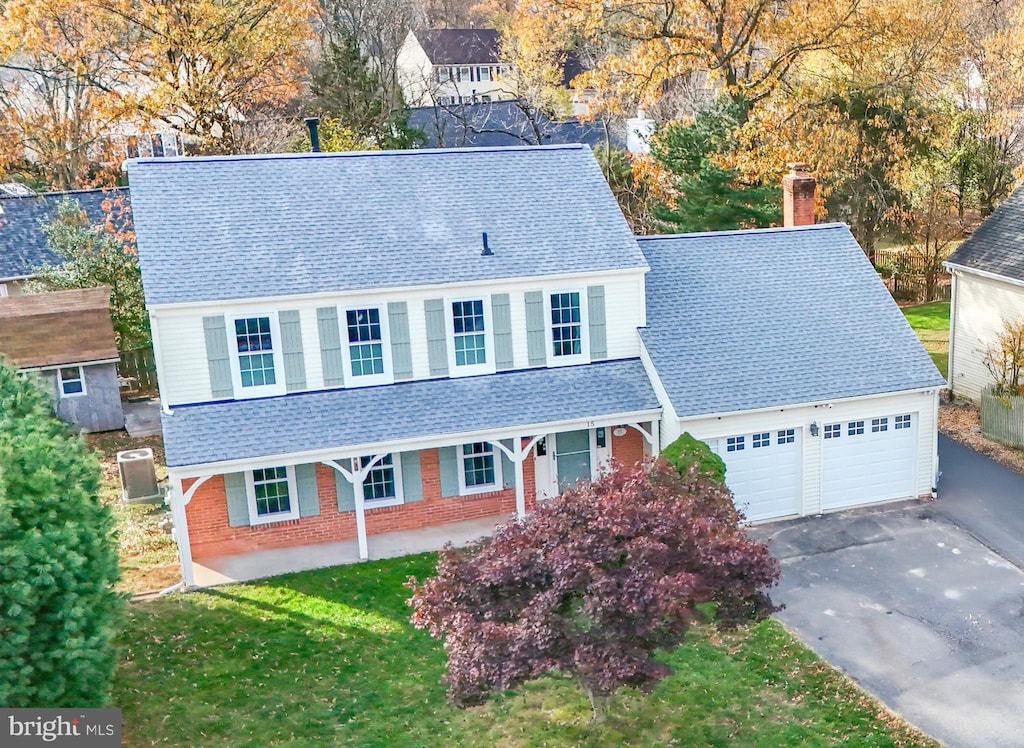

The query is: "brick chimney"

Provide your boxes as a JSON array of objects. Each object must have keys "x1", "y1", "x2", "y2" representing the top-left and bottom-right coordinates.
[{"x1": 782, "y1": 162, "x2": 816, "y2": 227}]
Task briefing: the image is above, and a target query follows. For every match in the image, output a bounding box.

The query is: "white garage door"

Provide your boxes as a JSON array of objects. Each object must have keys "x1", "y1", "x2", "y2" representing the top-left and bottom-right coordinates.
[
  {"x1": 821, "y1": 413, "x2": 916, "y2": 511},
  {"x1": 712, "y1": 428, "x2": 802, "y2": 522}
]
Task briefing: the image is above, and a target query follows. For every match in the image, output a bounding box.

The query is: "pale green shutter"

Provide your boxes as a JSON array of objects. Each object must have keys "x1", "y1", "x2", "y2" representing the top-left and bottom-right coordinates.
[
  {"x1": 500, "y1": 439, "x2": 514, "y2": 489},
  {"x1": 318, "y1": 307, "x2": 345, "y2": 387},
  {"x1": 587, "y1": 285, "x2": 607, "y2": 359},
  {"x1": 224, "y1": 473, "x2": 249, "y2": 526},
  {"x1": 295, "y1": 464, "x2": 319, "y2": 517},
  {"x1": 438, "y1": 446, "x2": 460, "y2": 497},
  {"x1": 335, "y1": 463, "x2": 356, "y2": 512},
  {"x1": 388, "y1": 302, "x2": 413, "y2": 380},
  {"x1": 492, "y1": 294, "x2": 514, "y2": 370},
  {"x1": 279, "y1": 310, "x2": 307, "y2": 391},
  {"x1": 525, "y1": 291, "x2": 546, "y2": 366},
  {"x1": 203, "y1": 315, "x2": 234, "y2": 399},
  {"x1": 400, "y1": 451, "x2": 423, "y2": 503},
  {"x1": 425, "y1": 299, "x2": 449, "y2": 377}
]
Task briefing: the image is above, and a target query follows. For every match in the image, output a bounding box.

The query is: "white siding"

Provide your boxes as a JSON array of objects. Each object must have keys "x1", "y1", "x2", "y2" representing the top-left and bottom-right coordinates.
[
  {"x1": 676, "y1": 389, "x2": 939, "y2": 519},
  {"x1": 949, "y1": 271, "x2": 1024, "y2": 402},
  {"x1": 151, "y1": 270, "x2": 648, "y2": 406}
]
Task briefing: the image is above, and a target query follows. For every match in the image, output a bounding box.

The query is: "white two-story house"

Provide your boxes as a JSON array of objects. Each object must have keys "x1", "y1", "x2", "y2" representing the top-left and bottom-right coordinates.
[
  {"x1": 397, "y1": 28, "x2": 514, "y2": 107},
  {"x1": 127, "y1": 147, "x2": 945, "y2": 587}
]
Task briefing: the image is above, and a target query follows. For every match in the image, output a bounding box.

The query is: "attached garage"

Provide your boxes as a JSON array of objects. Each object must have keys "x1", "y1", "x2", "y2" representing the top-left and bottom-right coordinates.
[
  {"x1": 637, "y1": 223, "x2": 946, "y2": 523},
  {"x1": 821, "y1": 413, "x2": 916, "y2": 511},
  {"x1": 711, "y1": 428, "x2": 801, "y2": 521}
]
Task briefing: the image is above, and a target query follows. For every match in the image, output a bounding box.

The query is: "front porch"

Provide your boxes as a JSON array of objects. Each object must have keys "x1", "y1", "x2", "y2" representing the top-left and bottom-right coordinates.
[{"x1": 193, "y1": 512, "x2": 512, "y2": 586}]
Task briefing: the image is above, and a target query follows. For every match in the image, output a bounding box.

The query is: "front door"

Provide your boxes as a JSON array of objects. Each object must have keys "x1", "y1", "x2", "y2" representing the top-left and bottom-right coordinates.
[{"x1": 555, "y1": 429, "x2": 592, "y2": 492}]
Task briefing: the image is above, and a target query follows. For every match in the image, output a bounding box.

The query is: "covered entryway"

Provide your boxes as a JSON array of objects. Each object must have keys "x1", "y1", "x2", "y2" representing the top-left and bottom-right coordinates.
[
  {"x1": 821, "y1": 413, "x2": 916, "y2": 510},
  {"x1": 712, "y1": 428, "x2": 802, "y2": 522}
]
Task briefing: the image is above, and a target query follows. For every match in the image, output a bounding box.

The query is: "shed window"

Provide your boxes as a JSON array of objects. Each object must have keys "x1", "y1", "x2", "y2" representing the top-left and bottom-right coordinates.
[{"x1": 59, "y1": 366, "x2": 85, "y2": 397}]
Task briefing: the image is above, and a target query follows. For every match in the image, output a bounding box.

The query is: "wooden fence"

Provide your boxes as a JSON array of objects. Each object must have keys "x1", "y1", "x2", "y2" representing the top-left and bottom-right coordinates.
[
  {"x1": 875, "y1": 249, "x2": 951, "y2": 303},
  {"x1": 117, "y1": 346, "x2": 158, "y2": 396},
  {"x1": 980, "y1": 388, "x2": 1024, "y2": 448}
]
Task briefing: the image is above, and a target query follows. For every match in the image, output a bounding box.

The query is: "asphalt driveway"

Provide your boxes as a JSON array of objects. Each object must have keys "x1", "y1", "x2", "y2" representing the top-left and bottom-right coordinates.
[{"x1": 749, "y1": 435, "x2": 1024, "y2": 748}]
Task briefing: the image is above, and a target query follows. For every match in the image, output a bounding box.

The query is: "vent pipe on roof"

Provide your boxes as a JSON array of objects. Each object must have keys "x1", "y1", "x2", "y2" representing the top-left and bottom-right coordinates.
[
  {"x1": 304, "y1": 117, "x2": 321, "y2": 153},
  {"x1": 481, "y1": 231, "x2": 494, "y2": 256}
]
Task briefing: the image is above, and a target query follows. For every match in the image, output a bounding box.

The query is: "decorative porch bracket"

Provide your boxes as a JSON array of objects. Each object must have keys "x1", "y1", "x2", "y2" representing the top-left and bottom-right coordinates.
[
  {"x1": 321, "y1": 454, "x2": 391, "y2": 561},
  {"x1": 489, "y1": 434, "x2": 546, "y2": 518}
]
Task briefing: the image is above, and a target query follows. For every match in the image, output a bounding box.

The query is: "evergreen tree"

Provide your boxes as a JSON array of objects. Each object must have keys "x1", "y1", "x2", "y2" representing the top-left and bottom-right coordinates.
[
  {"x1": 0, "y1": 362, "x2": 123, "y2": 706},
  {"x1": 651, "y1": 99, "x2": 781, "y2": 233}
]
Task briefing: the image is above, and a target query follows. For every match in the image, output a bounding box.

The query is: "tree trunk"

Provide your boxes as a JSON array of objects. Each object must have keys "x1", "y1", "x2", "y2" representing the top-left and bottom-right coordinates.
[{"x1": 585, "y1": 688, "x2": 610, "y2": 723}]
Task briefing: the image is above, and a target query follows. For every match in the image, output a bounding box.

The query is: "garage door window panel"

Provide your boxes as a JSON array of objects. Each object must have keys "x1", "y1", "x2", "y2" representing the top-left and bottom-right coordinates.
[
  {"x1": 753, "y1": 432, "x2": 770, "y2": 448},
  {"x1": 824, "y1": 424, "x2": 841, "y2": 439},
  {"x1": 848, "y1": 421, "x2": 864, "y2": 436},
  {"x1": 727, "y1": 436, "x2": 745, "y2": 451},
  {"x1": 777, "y1": 429, "x2": 795, "y2": 444},
  {"x1": 872, "y1": 417, "x2": 888, "y2": 433},
  {"x1": 896, "y1": 414, "x2": 912, "y2": 429}
]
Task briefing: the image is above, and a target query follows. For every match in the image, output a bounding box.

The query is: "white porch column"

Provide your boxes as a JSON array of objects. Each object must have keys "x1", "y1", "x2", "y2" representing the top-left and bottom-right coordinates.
[
  {"x1": 353, "y1": 474, "x2": 369, "y2": 561},
  {"x1": 168, "y1": 473, "x2": 211, "y2": 589},
  {"x1": 649, "y1": 419, "x2": 661, "y2": 456},
  {"x1": 492, "y1": 436, "x2": 546, "y2": 519}
]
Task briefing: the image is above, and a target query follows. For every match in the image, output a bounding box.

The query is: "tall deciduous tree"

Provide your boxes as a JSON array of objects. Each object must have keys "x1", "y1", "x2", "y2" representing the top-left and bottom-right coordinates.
[
  {"x1": 0, "y1": 361, "x2": 123, "y2": 707},
  {"x1": 96, "y1": 0, "x2": 314, "y2": 153},
  {"x1": 0, "y1": 0, "x2": 128, "y2": 188},
  {"x1": 519, "y1": 0, "x2": 863, "y2": 117},
  {"x1": 408, "y1": 460, "x2": 780, "y2": 720}
]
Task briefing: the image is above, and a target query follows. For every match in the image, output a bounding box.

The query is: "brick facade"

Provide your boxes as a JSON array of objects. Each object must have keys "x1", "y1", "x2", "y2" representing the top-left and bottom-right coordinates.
[
  {"x1": 611, "y1": 425, "x2": 648, "y2": 468},
  {"x1": 185, "y1": 443, "x2": 538, "y2": 559}
]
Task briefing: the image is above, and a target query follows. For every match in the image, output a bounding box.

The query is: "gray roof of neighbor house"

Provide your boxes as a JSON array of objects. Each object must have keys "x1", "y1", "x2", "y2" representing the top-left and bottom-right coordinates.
[
  {"x1": 414, "y1": 28, "x2": 501, "y2": 65},
  {"x1": 408, "y1": 102, "x2": 626, "y2": 150},
  {"x1": 945, "y1": 185, "x2": 1024, "y2": 281},
  {"x1": 162, "y1": 358, "x2": 661, "y2": 468},
  {"x1": 639, "y1": 223, "x2": 946, "y2": 419},
  {"x1": 127, "y1": 145, "x2": 646, "y2": 306},
  {"x1": 0, "y1": 187, "x2": 131, "y2": 280}
]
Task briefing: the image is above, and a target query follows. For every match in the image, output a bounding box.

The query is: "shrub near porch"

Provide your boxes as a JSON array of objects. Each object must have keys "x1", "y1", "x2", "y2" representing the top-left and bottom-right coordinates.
[{"x1": 114, "y1": 555, "x2": 939, "y2": 747}]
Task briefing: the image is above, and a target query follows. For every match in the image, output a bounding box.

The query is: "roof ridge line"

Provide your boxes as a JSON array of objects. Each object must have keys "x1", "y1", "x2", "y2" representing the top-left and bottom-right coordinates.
[{"x1": 636, "y1": 223, "x2": 848, "y2": 241}]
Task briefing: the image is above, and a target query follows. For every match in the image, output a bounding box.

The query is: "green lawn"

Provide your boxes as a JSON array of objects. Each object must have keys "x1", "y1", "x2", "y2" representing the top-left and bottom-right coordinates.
[
  {"x1": 903, "y1": 301, "x2": 950, "y2": 379},
  {"x1": 114, "y1": 555, "x2": 937, "y2": 747}
]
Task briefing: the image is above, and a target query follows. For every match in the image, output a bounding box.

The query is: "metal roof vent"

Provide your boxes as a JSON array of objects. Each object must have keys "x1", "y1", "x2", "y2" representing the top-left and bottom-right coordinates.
[{"x1": 481, "y1": 231, "x2": 494, "y2": 256}]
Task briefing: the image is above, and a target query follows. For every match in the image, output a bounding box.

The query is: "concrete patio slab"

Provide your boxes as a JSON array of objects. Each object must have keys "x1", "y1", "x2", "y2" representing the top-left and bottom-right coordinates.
[
  {"x1": 123, "y1": 397, "x2": 163, "y2": 438},
  {"x1": 192, "y1": 512, "x2": 513, "y2": 587}
]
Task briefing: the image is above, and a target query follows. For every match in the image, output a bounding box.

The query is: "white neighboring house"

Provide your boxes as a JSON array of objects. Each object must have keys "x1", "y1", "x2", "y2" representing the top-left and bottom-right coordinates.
[
  {"x1": 945, "y1": 187, "x2": 1024, "y2": 401},
  {"x1": 397, "y1": 28, "x2": 514, "y2": 107}
]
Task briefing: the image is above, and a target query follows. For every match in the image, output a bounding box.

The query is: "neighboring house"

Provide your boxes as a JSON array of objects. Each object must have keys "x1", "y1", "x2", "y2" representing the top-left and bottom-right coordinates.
[
  {"x1": 126, "y1": 147, "x2": 943, "y2": 587},
  {"x1": 408, "y1": 100, "x2": 625, "y2": 149},
  {"x1": 0, "y1": 186, "x2": 132, "y2": 296},
  {"x1": 944, "y1": 187, "x2": 1024, "y2": 402},
  {"x1": 397, "y1": 28, "x2": 513, "y2": 108},
  {"x1": 0, "y1": 286, "x2": 125, "y2": 432}
]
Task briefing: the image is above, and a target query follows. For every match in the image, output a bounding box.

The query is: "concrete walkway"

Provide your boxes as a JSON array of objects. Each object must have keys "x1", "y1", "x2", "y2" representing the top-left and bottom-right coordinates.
[
  {"x1": 192, "y1": 512, "x2": 512, "y2": 587},
  {"x1": 749, "y1": 435, "x2": 1024, "y2": 748}
]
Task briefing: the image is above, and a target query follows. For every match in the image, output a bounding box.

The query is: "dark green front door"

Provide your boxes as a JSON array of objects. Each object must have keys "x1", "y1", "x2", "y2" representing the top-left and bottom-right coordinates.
[{"x1": 556, "y1": 430, "x2": 591, "y2": 492}]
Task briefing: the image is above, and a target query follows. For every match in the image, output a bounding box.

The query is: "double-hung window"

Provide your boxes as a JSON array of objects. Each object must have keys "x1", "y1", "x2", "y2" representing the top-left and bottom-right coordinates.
[
  {"x1": 547, "y1": 290, "x2": 588, "y2": 364},
  {"x1": 248, "y1": 466, "x2": 299, "y2": 524},
  {"x1": 360, "y1": 454, "x2": 403, "y2": 507},
  {"x1": 460, "y1": 442, "x2": 501, "y2": 494},
  {"x1": 58, "y1": 366, "x2": 85, "y2": 397},
  {"x1": 447, "y1": 297, "x2": 493, "y2": 376},
  {"x1": 343, "y1": 307, "x2": 391, "y2": 385},
  {"x1": 232, "y1": 315, "x2": 284, "y2": 395}
]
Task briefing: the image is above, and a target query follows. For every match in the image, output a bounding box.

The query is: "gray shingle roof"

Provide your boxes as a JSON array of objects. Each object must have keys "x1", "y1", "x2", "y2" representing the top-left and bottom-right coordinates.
[
  {"x1": 127, "y1": 145, "x2": 646, "y2": 306},
  {"x1": 408, "y1": 102, "x2": 626, "y2": 150},
  {"x1": 639, "y1": 224, "x2": 945, "y2": 418},
  {"x1": 0, "y1": 187, "x2": 131, "y2": 280},
  {"x1": 162, "y1": 358, "x2": 660, "y2": 468},
  {"x1": 415, "y1": 28, "x2": 501, "y2": 64},
  {"x1": 945, "y1": 185, "x2": 1024, "y2": 281}
]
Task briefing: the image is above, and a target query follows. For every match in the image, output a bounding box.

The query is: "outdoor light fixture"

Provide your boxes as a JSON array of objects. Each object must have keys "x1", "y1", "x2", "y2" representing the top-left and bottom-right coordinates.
[{"x1": 810, "y1": 421, "x2": 820, "y2": 437}]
